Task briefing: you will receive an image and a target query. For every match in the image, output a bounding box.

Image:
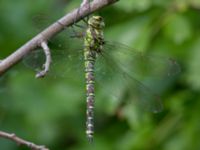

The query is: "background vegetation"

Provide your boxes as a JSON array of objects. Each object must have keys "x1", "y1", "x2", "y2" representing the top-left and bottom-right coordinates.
[{"x1": 0, "y1": 0, "x2": 200, "y2": 149}]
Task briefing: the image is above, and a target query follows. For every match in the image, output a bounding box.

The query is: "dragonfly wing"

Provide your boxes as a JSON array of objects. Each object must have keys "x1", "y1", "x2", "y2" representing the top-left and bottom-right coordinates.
[
  {"x1": 104, "y1": 41, "x2": 181, "y2": 79},
  {"x1": 94, "y1": 41, "x2": 180, "y2": 113},
  {"x1": 95, "y1": 53, "x2": 163, "y2": 113},
  {"x1": 23, "y1": 46, "x2": 85, "y2": 78},
  {"x1": 122, "y1": 72, "x2": 163, "y2": 113}
]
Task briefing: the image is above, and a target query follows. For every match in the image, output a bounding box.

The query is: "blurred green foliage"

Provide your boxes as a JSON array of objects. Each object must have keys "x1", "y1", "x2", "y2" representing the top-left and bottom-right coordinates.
[{"x1": 0, "y1": 0, "x2": 200, "y2": 150}]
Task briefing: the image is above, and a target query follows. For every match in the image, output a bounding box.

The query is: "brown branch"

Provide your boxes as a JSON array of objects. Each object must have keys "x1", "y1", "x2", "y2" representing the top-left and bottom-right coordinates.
[
  {"x1": 35, "y1": 41, "x2": 51, "y2": 78},
  {"x1": 81, "y1": 0, "x2": 90, "y2": 7},
  {"x1": 0, "y1": 0, "x2": 119, "y2": 76},
  {"x1": 0, "y1": 131, "x2": 49, "y2": 150}
]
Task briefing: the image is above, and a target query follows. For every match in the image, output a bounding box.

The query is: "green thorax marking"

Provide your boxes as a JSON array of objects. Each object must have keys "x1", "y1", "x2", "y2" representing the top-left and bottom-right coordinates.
[{"x1": 84, "y1": 16, "x2": 105, "y2": 61}]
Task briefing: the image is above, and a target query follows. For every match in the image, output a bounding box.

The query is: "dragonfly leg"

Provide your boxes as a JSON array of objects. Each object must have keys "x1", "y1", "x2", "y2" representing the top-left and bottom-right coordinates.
[
  {"x1": 73, "y1": 0, "x2": 90, "y2": 25},
  {"x1": 81, "y1": 0, "x2": 91, "y2": 22},
  {"x1": 74, "y1": 23, "x2": 86, "y2": 29},
  {"x1": 69, "y1": 26, "x2": 85, "y2": 38}
]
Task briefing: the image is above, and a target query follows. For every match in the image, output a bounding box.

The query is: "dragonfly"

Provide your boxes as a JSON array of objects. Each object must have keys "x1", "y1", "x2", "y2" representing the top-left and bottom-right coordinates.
[{"x1": 23, "y1": 13, "x2": 180, "y2": 142}]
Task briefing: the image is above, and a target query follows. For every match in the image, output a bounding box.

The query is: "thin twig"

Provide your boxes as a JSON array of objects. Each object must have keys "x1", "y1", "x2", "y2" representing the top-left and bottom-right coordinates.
[
  {"x1": 0, "y1": 131, "x2": 49, "y2": 150},
  {"x1": 0, "y1": 0, "x2": 119, "y2": 76},
  {"x1": 35, "y1": 41, "x2": 52, "y2": 78}
]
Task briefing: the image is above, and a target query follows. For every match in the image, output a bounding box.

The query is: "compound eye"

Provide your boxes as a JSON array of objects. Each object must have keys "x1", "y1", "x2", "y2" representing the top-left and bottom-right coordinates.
[
  {"x1": 95, "y1": 16, "x2": 102, "y2": 21},
  {"x1": 98, "y1": 17, "x2": 102, "y2": 21}
]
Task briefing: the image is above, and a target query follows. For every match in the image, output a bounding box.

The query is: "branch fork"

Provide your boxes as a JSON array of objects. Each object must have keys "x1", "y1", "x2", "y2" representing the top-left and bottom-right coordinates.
[{"x1": 35, "y1": 41, "x2": 52, "y2": 78}]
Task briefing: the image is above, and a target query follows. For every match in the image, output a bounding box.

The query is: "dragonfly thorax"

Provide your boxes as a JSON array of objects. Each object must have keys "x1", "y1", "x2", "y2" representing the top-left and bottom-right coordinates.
[
  {"x1": 88, "y1": 16, "x2": 105, "y2": 29},
  {"x1": 84, "y1": 16, "x2": 105, "y2": 54}
]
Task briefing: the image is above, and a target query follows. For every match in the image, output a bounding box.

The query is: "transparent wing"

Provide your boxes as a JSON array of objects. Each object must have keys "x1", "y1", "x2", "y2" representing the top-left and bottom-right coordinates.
[
  {"x1": 22, "y1": 39, "x2": 85, "y2": 79},
  {"x1": 94, "y1": 41, "x2": 181, "y2": 113},
  {"x1": 104, "y1": 41, "x2": 180, "y2": 79},
  {"x1": 25, "y1": 0, "x2": 92, "y2": 76},
  {"x1": 23, "y1": 40, "x2": 180, "y2": 113},
  {"x1": 23, "y1": 14, "x2": 90, "y2": 79}
]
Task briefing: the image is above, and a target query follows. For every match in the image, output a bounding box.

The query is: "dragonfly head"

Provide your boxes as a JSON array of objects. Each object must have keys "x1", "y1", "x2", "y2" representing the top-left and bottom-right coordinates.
[{"x1": 88, "y1": 16, "x2": 105, "y2": 29}]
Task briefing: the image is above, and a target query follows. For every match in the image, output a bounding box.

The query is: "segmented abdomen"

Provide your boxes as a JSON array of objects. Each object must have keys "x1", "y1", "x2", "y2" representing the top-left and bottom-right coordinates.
[{"x1": 84, "y1": 49, "x2": 96, "y2": 142}]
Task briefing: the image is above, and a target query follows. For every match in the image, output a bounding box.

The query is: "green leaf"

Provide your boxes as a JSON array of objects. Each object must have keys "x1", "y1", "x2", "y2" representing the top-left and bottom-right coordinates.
[
  {"x1": 105, "y1": 16, "x2": 152, "y2": 50},
  {"x1": 186, "y1": 36, "x2": 200, "y2": 90},
  {"x1": 115, "y1": 0, "x2": 152, "y2": 12},
  {"x1": 163, "y1": 14, "x2": 192, "y2": 44}
]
